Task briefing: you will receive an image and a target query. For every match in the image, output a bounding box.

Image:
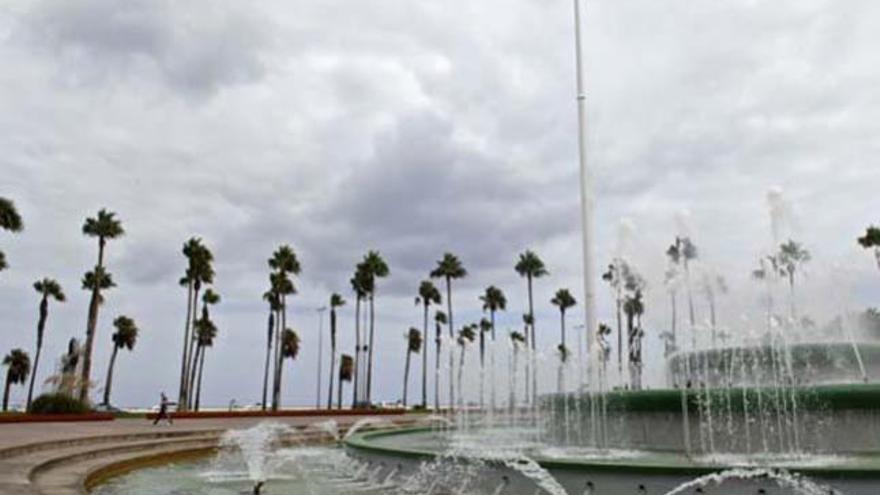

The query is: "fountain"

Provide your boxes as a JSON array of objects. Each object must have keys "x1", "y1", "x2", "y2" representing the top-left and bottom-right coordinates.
[{"x1": 91, "y1": 1, "x2": 879, "y2": 493}]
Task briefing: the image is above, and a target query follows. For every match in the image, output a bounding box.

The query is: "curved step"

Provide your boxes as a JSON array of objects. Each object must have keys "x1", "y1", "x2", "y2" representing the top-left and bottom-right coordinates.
[
  {"x1": 0, "y1": 429, "x2": 225, "y2": 460},
  {"x1": 29, "y1": 435, "x2": 222, "y2": 483},
  {"x1": 38, "y1": 440, "x2": 219, "y2": 495}
]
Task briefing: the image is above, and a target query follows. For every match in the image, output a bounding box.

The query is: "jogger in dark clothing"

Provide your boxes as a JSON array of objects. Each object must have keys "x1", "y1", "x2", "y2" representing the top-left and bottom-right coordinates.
[{"x1": 153, "y1": 392, "x2": 173, "y2": 425}]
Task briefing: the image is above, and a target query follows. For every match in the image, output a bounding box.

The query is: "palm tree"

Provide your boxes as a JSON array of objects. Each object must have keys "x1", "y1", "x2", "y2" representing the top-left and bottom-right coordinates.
[
  {"x1": 350, "y1": 265, "x2": 371, "y2": 407},
  {"x1": 193, "y1": 315, "x2": 217, "y2": 411},
  {"x1": 261, "y1": 289, "x2": 280, "y2": 411},
  {"x1": 178, "y1": 238, "x2": 214, "y2": 411},
  {"x1": 402, "y1": 328, "x2": 422, "y2": 407},
  {"x1": 338, "y1": 354, "x2": 354, "y2": 409},
  {"x1": 80, "y1": 209, "x2": 124, "y2": 402},
  {"x1": 431, "y1": 253, "x2": 467, "y2": 407},
  {"x1": 433, "y1": 310, "x2": 447, "y2": 411},
  {"x1": 776, "y1": 240, "x2": 811, "y2": 319},
  {"x1": 602, "y1": 260, "x2": 626, "y2": 375},
  {"x1": 550, "y1": 289, "x2": 577, "y2": 359},
  {"x1": 456, "y1": 324, "x2": 476, "y2": 407},
  {"x1": 480, "y1": 286, "x2": 507, "y2": 340},
  {"x1": 3, "y1": 349, "x2": 30, "y2": 412},
  {"x1": 361, "y1": 251, "x2": 389, "y2": 404},
  {"x1": 515, "y1": 250, "x2": 548, "y2": 403},
  {"x1": 416, "y1": 281, "x2": 441, "y2": 409},
  {"x1": 189, "y1": 289, "x2": 219, "y2": 409},
  {"x1": 327, "y1": 293, "x2": 345, "y2": 409},
  {"x1": 0, "y1": 197, "x2": 23, "y2": 273},
  {"x1": 269, "y1": 245, "x2": 300, "y2": 410},
  {"x1": 27, "y1": 278, "x2": 65, "y2": 409},
  {"x1": 277, "y1": 328, "x2": 300, "y2": 407},
  {"x1": 101, "y1": 316, "x2": 138, "y2": 406},
  {"x1": 858, "y1": 226, "x2": 880, "y2": 269}
]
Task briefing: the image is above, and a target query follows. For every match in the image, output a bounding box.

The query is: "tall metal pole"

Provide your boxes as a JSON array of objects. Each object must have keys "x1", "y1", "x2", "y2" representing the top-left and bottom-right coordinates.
[
  {"x1": 316, "y1": 306, "x2": 327, "y2": 409},
  {"x1": 573, "y1": 0, "x2": 598, "y2": 364}
]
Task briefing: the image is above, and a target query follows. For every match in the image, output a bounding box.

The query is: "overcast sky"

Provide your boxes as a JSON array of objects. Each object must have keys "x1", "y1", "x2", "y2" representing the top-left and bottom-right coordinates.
[{"x1": 2, "y1": 0, "x2": 880, "y2": 408}]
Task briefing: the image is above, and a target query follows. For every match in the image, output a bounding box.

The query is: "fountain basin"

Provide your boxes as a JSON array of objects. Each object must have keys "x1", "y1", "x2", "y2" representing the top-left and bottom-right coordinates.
[{"x1": 344, "y1": 426, "x2": 880, "y2": 494}]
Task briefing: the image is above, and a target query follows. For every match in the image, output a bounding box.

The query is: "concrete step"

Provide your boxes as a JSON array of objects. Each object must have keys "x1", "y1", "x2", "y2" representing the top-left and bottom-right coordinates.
[
  {"x1": 0, "y1": 429, "x2": 225, "y2": 460},
  {"x1": 38, "y1": 439, "x2": 219, "y2": 495}
]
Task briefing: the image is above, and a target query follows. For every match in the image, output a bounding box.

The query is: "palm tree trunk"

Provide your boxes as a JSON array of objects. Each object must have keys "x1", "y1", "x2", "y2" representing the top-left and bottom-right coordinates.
[
  {"x1": 561, "y1": 309, "x2": 567, "y2": 349},
  {"x1": 102, "y1": 346, "x2": 119, "y2": 406},
  {"x1": 490, "y1": 310, "x2": 496, "y2": 411},
  {"x1": 421, "y1": 304, "x2": 429, "y2": 409},
  {"x1": 28, "y1": 298, "x2": 48, "y2": 409},
  {"x1": 457, "y1": 345, "x2": 466, "y2": 408},
  {"x1": 273, "y1": 298, "x2": 286, "y2": 410},
  {"x1": 527, "y1": 274, "x2": 535, "y2": 405},
  {"x1": 789, "y1": 273, "x2": 796, "y2": 320},
  {"x1": 511, "y1": 348, "x2": 518, "y2": 413},
  {"x1": 352, "y1": 297, "x2": 361, "y2": 408},
  {"x1": 183, "y1": 285, "x2": 202, "y2": 410},
  {"x1": 479, "y1": 330, "x2": 485, "y2": 410},
  {"x1": 616, "y1": 293, "x2": 623, "y2": 376},
  {"x1": 189, "y1": 344, "x2": 202, "y2": 408},
  {"x1": 177, "y1": 282, "x2": 194, "y2": 411},
  {"x1": 277, "y1": 354, "x2": 285, "y2": 406},
  {"x1": 27, "y1": 342, "x2": 42, "y2": 410},
  {"x1": 262, "y1": 312, "x2": 273, "y2": 411},
  {"x1": 445, "y1": 276, "x2": 454, "y2": 408},
  {"x1": 435, "y1": 322, "x2": 441, "y2": 412},
  {"x1": 271, "y1": 309, "x2": 281, "y2": 411},
  {"x1": 366, "y1": 292, "x2": 375, "y2": 404},
  {"x1": 626, "y1": 313, "x2": 635, "y2": 389},
  {"x1": 327, "y1": 309, "x2": 336, "y2": 410},
  {"x1": 403, "y1": 349, "x2": 411, "y2": 407},
  {"x1": 79, "y1": 239, "x2": 106, "y2": 402},
  {"x1": 670, "y1": 291, "x2": 677, "y2": 354},
  {"x1": 195, "y1": 347, "x2": 206, "y2": 411},
  {"x1": 3, "y1": 372, "x2": 11, "y2": 412},
  {"x1": 337, "y1": 376, "x2": 343, "y2": 409},
  {"x1": 79, "y1": 291, "x2": 100, "y2": 402}
]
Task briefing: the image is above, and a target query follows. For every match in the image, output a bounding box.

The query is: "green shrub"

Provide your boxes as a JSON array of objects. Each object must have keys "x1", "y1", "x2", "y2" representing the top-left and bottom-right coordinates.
[{"x1": 28, "y1": 393, "x2": 91, "y2": 414}]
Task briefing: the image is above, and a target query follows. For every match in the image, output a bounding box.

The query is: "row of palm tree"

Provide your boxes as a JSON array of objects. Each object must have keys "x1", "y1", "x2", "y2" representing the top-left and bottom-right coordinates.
[
  {"x1": 1, "y1": 200, "x2": 142, "y2": 410},
  {"x1": 4, "y1": 191, "x2": 879, "y2": 410},
  {"x1": 266, "y1": 245, "x2": 300, "y2": 411},
  {"x1": 176, "y1": 238, "x2": 219, "y2": 411},
  {"x1": 390, "y1": 251, "x2": 580, "y2": 411}
]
